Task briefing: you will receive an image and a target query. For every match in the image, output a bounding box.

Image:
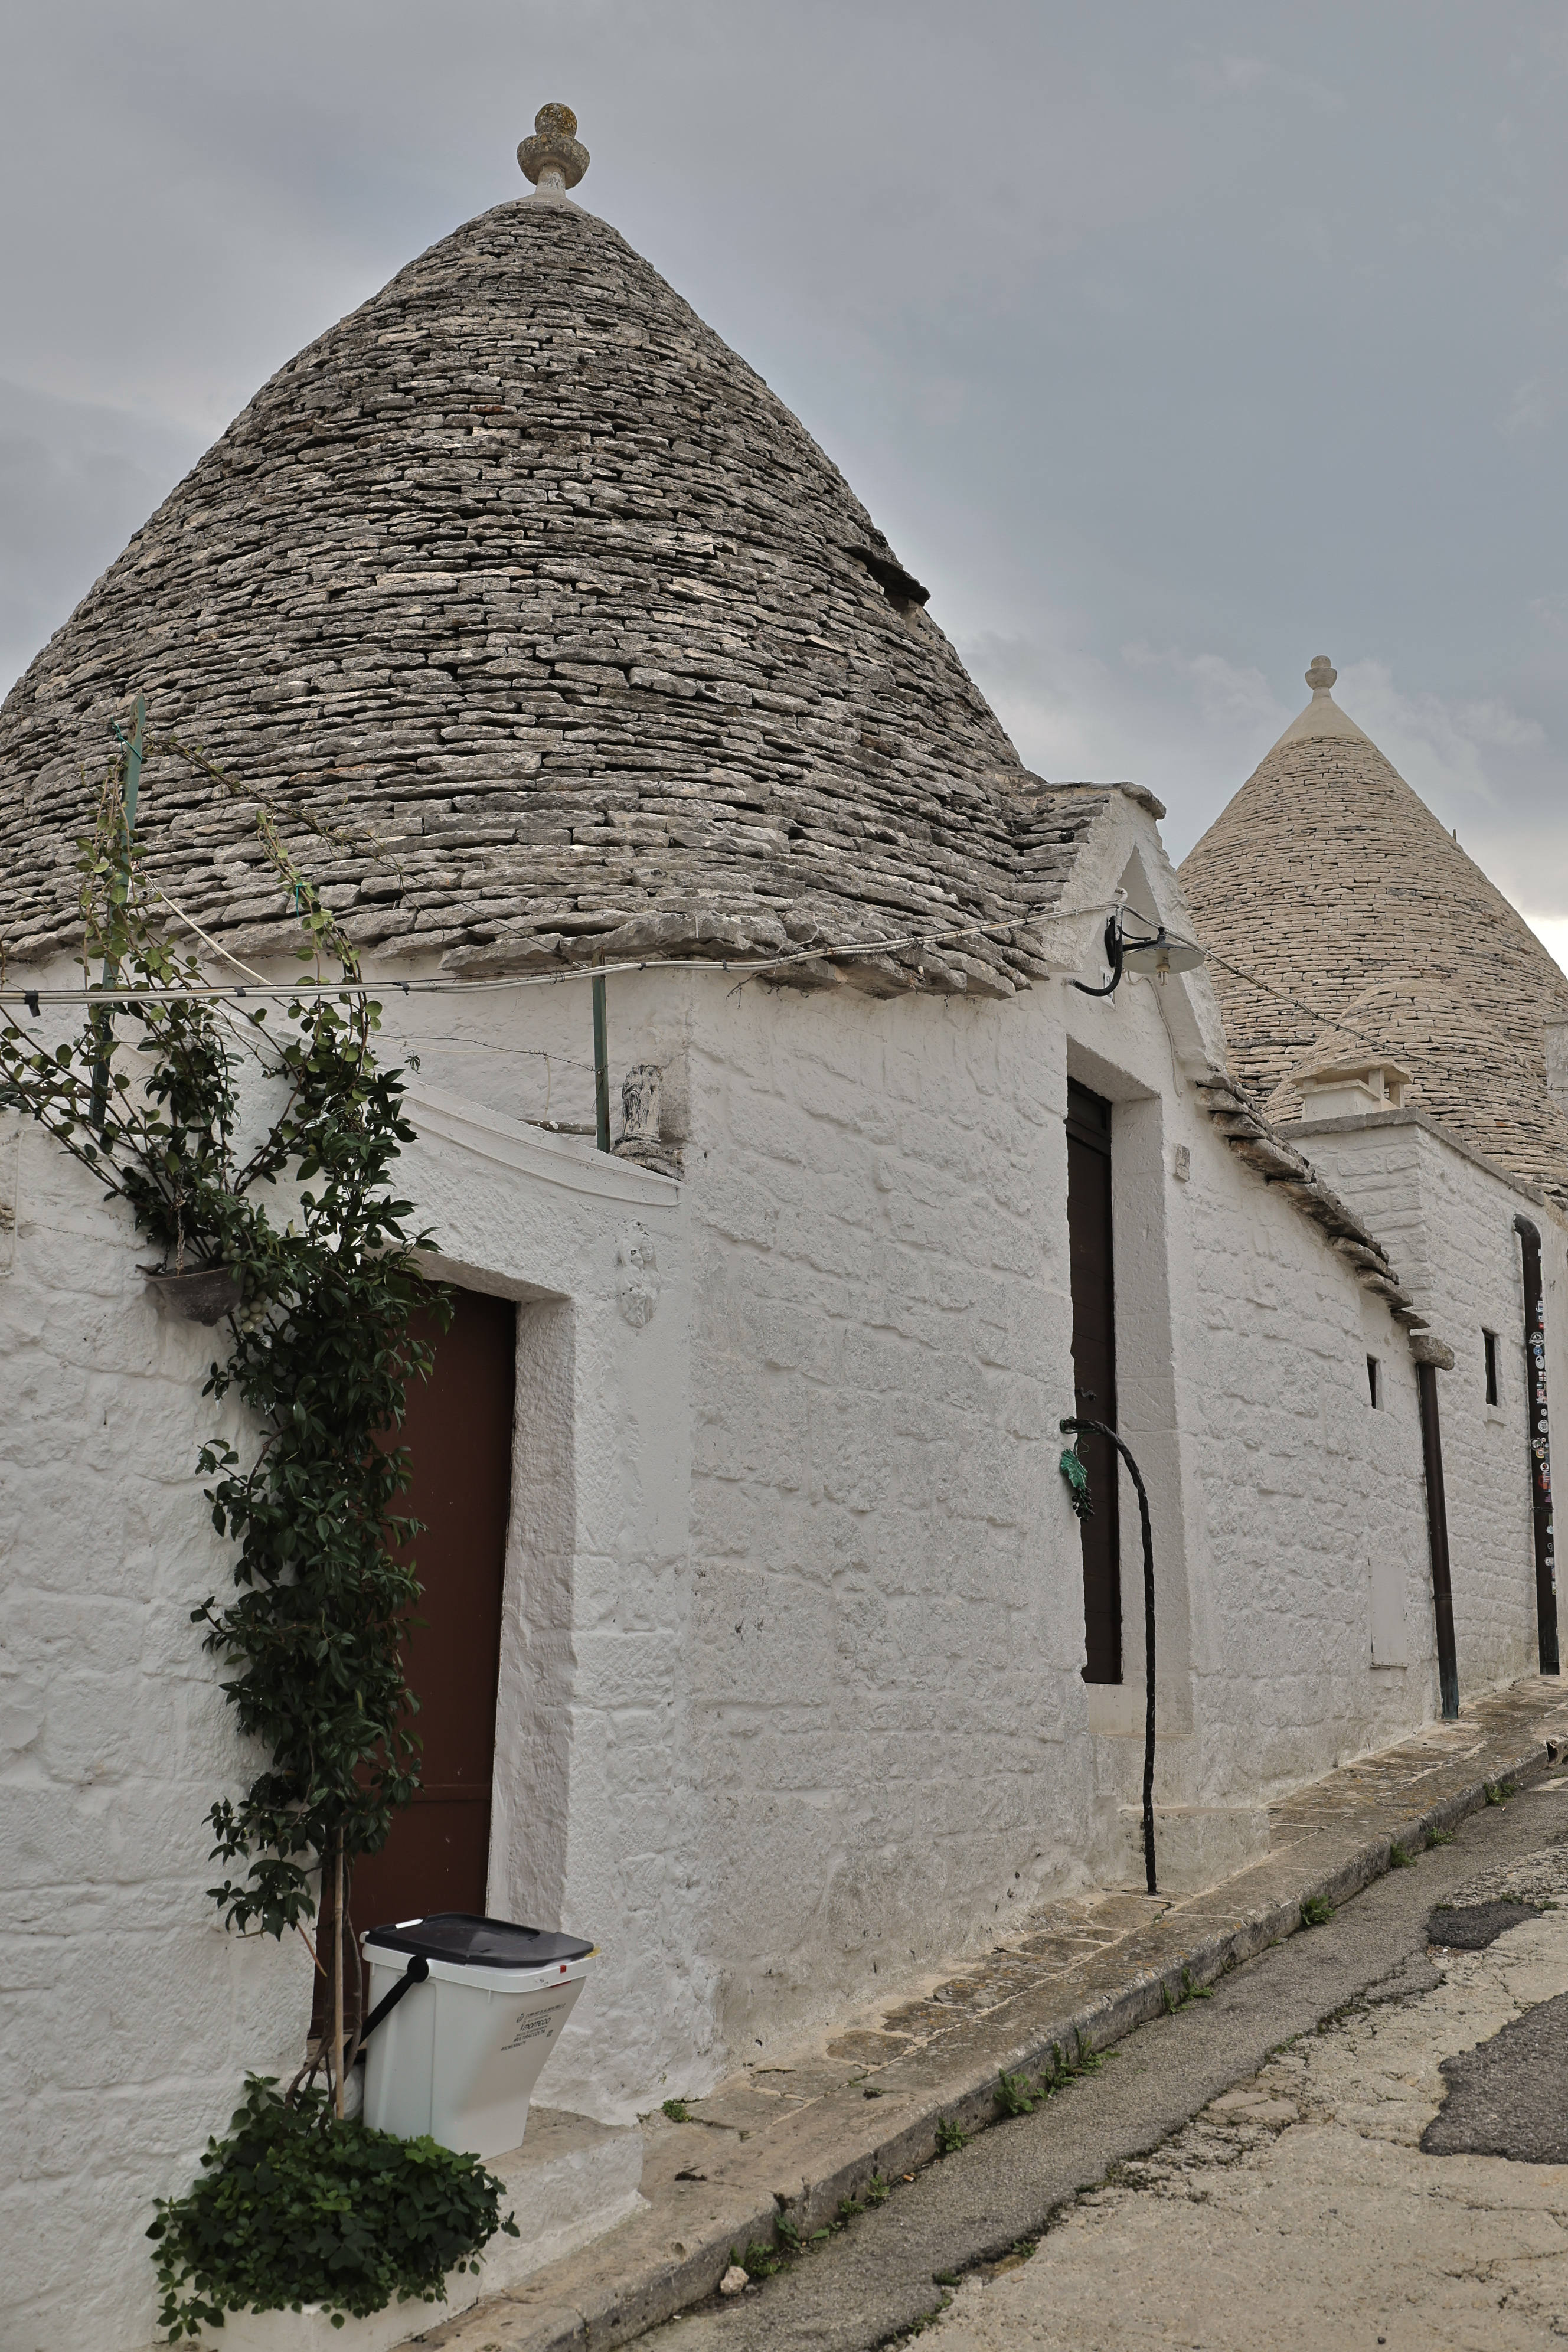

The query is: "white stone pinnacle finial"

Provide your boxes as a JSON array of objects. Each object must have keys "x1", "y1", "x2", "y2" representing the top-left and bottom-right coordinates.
[
  {"x1": 1305, "y1": 654, "x2": 1337, "y2": 694},
  {"x1": 519, "y1": 103, "x2": 590, "y2": 196}
]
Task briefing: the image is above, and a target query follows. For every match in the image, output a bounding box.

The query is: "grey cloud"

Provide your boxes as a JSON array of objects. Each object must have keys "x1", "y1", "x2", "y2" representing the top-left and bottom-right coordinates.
[{"x1": 0, "y1": 379, "x2": 201, "y2": 699}]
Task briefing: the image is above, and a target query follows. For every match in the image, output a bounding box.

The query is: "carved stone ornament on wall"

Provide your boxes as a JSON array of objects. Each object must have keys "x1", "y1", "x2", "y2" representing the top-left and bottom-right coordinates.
[{"x1": 616, "y1": 1227, "x2": 660, "y2": 1327}]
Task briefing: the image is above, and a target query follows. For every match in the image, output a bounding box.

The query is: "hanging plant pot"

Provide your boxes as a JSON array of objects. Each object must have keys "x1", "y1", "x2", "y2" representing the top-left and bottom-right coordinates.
[{"x1": 142, "y1": 1263, "x2": 241, "y2": 1325}]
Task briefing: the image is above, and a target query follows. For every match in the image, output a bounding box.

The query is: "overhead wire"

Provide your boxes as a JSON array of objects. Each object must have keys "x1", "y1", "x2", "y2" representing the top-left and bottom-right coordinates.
[
  {"x1": 0, "y1": 897, "x2": 1124, "y2": 1013},
  {"x1": 1200, "y1": 946, "x2": 1417, "y2": 1072}
]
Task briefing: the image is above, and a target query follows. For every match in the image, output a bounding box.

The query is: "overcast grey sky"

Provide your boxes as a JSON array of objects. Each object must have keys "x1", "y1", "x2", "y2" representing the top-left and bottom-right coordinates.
[{"x1": 5, "y1": 1, "x2": 1567, "y2": 965}]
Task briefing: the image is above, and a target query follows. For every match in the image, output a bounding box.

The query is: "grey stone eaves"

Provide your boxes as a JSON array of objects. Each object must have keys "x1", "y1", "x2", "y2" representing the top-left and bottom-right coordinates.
[
  {"x1": 0, "y1": 195, "x2": 1112, "y2": 1001},
  {"x1": 1195, "y1": 1070, "x2": 1428, "y2": 1335}
]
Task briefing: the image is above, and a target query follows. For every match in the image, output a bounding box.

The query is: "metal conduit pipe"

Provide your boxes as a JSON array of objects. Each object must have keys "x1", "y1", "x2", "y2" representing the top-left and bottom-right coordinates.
[
  {"x1": 1060, "y1": 1415, "x2": 1158, "y2": 1895},
  {"x1": 1514, "y1": 1215, "x2": 1560, "y2": 1675}
]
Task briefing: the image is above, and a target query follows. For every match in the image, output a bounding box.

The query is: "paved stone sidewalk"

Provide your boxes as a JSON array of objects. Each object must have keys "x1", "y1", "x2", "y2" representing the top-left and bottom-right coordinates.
[{"x1": 427, "y1": 1676, "x2": 1568, "y2": 2352}]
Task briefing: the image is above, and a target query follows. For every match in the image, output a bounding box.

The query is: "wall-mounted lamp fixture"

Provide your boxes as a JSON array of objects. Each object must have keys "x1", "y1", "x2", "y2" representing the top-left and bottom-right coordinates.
[
  {"x1": 1070, "y1": 908, "x2": 1206, "y2": 998},
  {"x1": 1120, "y1": 927, "x2": 1205, "y2": 979}
]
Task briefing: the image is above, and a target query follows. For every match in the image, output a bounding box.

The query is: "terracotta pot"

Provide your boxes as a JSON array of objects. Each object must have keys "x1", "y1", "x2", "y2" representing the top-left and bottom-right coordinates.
[{"x1": 143, "y1": 1265, "x2": 241, "y2": 1324}]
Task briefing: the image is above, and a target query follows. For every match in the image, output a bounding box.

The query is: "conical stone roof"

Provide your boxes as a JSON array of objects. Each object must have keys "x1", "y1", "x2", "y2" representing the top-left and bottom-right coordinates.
[
  {"x1": 1180, "y1": 658, "x2": 1568, "y2": 1206},
  {"x1": 0, "y1": 143, "x2": 1107, "y2": 996}
]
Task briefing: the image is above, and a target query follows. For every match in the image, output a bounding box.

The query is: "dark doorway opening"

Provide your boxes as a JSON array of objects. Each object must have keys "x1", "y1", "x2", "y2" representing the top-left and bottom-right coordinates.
[
  {"x1": 1066, "y1": 1081, "x2": 1121, "y2": 1683},
  {"x1": 351, "y1": 1285, "x2": 518, "y2": 1940}
]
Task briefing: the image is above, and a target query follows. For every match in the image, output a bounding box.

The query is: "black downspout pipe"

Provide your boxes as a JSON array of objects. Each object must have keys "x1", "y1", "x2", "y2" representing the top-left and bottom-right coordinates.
[
  {"x1": 1514, "y1": 1215, "x2": 1560, "y2": 1675},
  {"x1": 592, "y1": 971, "x2": 611, "y2": 1153},
  {"x1": 1415, "y1": 1357, "x2": 1460, "y2": 1720},
  {"x1": 1061, "y1": 1416, "x2": 1157, "y2": 1895}
]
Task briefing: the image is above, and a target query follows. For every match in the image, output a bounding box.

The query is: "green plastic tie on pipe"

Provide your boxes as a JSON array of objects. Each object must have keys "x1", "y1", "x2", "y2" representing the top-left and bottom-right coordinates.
[{"x1": 1058, "y1": 1443, "x2": 1093, "y2": 1520}]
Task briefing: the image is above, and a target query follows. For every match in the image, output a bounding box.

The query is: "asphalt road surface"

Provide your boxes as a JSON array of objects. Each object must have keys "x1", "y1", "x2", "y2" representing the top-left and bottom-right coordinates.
[{"x1": 649, "y1": 1778, "x2": 1568, "y2": 2350}]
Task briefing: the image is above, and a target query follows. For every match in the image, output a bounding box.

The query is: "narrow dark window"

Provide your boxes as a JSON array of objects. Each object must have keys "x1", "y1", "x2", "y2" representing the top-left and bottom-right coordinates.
[
  {"x1": 1484, "y1": 1329, "x2": 1500, "y2": 1408},
  {"x1": 1367, "y1": 1354, "x2": 1381, "y2": 1409},
  {"x1": 1066, "y1": 1082, "x2": 1121, "y2": 1684}
]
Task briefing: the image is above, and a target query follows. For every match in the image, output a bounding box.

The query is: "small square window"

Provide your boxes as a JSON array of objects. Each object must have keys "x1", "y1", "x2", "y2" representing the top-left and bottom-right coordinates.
[
  {"x1": 1367, "y1": 1354, "x2": 1382, "y2": 1409},
  {"x1": 1484, "y1": 1329, "x2": 1500, "y2": 1409}
]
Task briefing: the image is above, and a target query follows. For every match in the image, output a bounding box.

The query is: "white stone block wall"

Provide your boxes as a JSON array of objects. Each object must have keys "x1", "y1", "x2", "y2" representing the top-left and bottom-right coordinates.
[
  {"x1": 1293, "y1": 1115, "x2": 1568, "y2": 1698},
  {"x1": 0, "y1": 1112, "x2": 305, "y2": 2351},
  {"x1": 4, "y1": 891, "x2": 1556, "y2": 2346},
  {"x1": 677, "y1": 979, "x2": 1093, "y2": 2062},
  {"x1": 0, "y1": 1010, "x2": 694, "y2": 2351},
  {"x1": 1061, "y1": 961, "x2": 1440, "y2": 1818}
]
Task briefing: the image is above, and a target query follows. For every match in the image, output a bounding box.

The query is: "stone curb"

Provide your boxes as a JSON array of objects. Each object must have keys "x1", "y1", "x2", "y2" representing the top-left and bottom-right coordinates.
[{"x1": 427, "y1": 1704, "x2": 1566, "y2": 2352}]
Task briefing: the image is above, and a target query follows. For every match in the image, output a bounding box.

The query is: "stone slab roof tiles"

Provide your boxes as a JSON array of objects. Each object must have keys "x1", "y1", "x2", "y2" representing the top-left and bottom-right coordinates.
[
  {"x1": 0, "y1": 170, "x2": 1109, "y2": 999},
  {"x1": 1180, "y1": 660, "x2": 1568, "y2": 1208}
]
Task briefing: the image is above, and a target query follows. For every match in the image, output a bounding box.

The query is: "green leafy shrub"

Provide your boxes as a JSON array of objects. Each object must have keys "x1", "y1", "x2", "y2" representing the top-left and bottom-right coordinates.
[
  {"x1": 935, "y1": 2116, "x2": 968, "y2": 2155},
  {"x1": 1300, "y1": 1894, "x2": 1334, "y2": 1928},
  {"x1": 661, "y1": 2098, "x2": 691, "y2": 2124},
  {"x1": 1389, "y1": 1841, "x2": 1416, "y2": 1869},
  {"x1": 147, "y1": 2077, "x2": 517, "y2": 2339}
]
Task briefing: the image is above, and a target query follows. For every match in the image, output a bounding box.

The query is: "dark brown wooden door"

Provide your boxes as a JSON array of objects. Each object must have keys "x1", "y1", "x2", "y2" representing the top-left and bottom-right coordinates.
[
  {"x1": 1066, "y1": 1083, "x2": 1121, "y2": 1684},
  {"x1": 352, "y1": 1286, "x2": 517, "y2": 1936}
]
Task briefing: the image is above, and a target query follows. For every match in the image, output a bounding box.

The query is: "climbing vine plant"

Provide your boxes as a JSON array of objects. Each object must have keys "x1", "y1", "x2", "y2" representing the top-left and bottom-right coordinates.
[{"x1": 0, "y1": 731, "x2": 445, "y2": 1952}]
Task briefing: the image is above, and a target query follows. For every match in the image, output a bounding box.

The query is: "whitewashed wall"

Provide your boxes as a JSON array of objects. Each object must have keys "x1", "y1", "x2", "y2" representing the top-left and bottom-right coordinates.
[
  {"x1": 0, "y1": 1001, "x2": 690, "y2": 2351},
  {"x1": 409, "y1": 793, "x2": 1497, "y2": 2090},
  {"x1": 1060, "y1": 956, "x2": 1436, "y2": 1821},
  {"x1": 6, "y1": 806, "x2": 1557, "y2": 2343},
  {"x1": 0, "y1": 1103, "x2": 304, "y2": 2349},
  {"x1": 1289, "y1": 1112, "x2": 1568, "y2": 1697}
]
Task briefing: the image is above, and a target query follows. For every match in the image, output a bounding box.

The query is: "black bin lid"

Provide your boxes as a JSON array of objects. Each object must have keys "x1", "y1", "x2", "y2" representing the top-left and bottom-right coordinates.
[{"x1": 362, "y1": 1910, "x2": 593, "y2": 1969}]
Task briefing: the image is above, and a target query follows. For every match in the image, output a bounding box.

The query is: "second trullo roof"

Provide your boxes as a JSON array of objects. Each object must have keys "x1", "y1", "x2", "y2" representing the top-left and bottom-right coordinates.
[
  {"x1": 1180, "y1": 657, "x2": 1568, "y2": 1206},
  {"x1": 0, "y1": 117, "x2": 1113, "y2": 998}
]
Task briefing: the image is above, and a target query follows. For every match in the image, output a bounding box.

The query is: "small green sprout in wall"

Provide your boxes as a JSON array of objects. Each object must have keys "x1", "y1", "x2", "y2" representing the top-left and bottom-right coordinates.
[
  {"x1": 1301, "y1": 1894, "x2": 1335, "y2": 1928},
  {"x1": 935, "y1": 2116, "x2": 968, "y2": 2155},
  {"x1": 994, "y1": 2069, "x2": 1036, "y2": 2116},
  {"x1": 1162, "y1": 1964, "x2": 1213, "y2": 2013},
  {"x1": 1389, "y1": 1841, "x2": 1416, "y2": 1868},
  {"x1": 662, "y1": 2098, "x2": 692, "y2": 2124}
]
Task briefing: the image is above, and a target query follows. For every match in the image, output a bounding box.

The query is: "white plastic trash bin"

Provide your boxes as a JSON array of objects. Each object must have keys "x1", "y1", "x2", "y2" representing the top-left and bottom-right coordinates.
[{"x1": 360, "y1": 1911, "x2": 594, "y2": 2158}]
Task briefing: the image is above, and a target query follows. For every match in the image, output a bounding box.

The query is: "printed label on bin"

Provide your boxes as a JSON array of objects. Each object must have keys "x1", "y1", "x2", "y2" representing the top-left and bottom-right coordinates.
[{"x1": 502, "y1": 1995, "x2": 571, "y2": 2052}]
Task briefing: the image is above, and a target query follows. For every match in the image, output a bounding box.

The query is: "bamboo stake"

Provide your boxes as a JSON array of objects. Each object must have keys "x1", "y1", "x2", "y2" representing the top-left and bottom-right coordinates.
[{"x1": 332, "y1": 1835, "x2": 346, "y2": 2121}]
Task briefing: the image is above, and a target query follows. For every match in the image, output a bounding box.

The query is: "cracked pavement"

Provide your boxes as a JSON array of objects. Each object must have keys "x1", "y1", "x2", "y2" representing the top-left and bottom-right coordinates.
[{"x1": 648, "y1": 1779, "x2": 1568, "y2": 2350}]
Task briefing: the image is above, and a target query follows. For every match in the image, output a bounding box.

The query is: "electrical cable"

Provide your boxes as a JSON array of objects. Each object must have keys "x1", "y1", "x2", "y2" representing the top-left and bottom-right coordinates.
[
  {"x1": 1060, "y1": 1415, "x2": 1158, "y2": 1896},
  {"x1": 1200, "y1": 947, "x2": 1420, "y2": 1072},
  {"x1": 0, "y1": 897, "x2": 1125, "y2": 1012}
]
